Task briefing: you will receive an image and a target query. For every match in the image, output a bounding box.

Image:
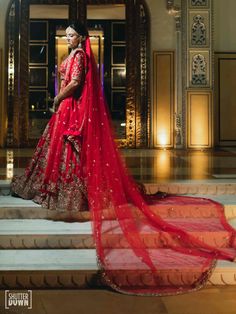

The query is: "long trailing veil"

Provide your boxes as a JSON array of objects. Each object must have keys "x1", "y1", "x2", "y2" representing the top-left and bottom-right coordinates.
[{"x1": 80, "y1": 36, "x2": 236, "y2": 295}]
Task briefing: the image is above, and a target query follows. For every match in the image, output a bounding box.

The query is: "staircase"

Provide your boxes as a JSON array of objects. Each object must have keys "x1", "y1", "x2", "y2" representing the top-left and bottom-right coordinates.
[{"x1": 0, "y1": 180, "x2": 236, "y2": 289}]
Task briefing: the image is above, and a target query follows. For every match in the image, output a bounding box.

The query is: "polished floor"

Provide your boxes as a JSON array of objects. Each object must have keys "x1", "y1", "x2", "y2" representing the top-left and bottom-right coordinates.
[
  {"x1": 0, "y1": 147, "x2": 236, "y2": 183},
  {"x1": 0, "y1": 287, "x2": 236, "y2": 314}
]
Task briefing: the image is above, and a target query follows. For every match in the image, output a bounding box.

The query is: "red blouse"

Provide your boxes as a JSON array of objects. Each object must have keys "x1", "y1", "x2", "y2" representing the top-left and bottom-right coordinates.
[{"x1": 59, "y1": 48, "x2": 85, "y2": 86}]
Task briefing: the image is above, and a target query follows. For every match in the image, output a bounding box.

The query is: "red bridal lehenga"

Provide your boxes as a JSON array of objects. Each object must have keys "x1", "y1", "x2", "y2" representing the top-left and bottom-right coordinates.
[{"x1": 12, "y1": 37, "x2": 236, "y2": 296}]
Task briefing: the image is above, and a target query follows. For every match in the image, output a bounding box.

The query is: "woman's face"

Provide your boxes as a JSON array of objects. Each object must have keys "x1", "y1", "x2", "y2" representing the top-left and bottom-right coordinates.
[{"x1": 65, "y1": 27, "x2": 81, "y2": 49}]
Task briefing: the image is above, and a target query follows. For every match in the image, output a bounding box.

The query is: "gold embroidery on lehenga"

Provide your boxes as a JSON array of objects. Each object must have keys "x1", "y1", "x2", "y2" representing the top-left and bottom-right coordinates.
[
  {"x1": 11, "y1": 49, "x2": 88, "y2": 217},
  {"x1": 11, "y1": 119, "x2": 88, "y2": 215}
]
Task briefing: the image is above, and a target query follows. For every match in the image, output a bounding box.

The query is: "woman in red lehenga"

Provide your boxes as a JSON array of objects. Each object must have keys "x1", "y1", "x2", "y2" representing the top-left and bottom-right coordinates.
[
  {"x1": 12, "y1": 23, "x2": 89, "y2": 218},
  {"x1": 12, "y1": 22, "x2": 236, "y2": 296}
]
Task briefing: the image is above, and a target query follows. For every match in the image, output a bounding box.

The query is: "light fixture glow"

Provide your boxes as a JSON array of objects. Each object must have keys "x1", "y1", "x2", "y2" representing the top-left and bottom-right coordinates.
[
  {"x1": 157, "y1": 131, "x2": 168, "y2": 148},
  {"x1": 6, "y1": 150, "x2": 14, "y2": 179}
]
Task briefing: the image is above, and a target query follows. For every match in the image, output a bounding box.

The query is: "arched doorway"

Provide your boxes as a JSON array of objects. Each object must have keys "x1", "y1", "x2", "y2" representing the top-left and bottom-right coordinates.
[{"x1": 6, "y1": 0, "x2": 150, "y2": 148}]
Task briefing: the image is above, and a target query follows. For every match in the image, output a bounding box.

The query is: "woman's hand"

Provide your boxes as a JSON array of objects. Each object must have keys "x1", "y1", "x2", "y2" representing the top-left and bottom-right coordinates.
[
  {"x1": 50, "y1": 79, "x2": 79, "y2": 113},
  {"x1": 51, "y1": 95, "x2": 61, "y2": 113}
]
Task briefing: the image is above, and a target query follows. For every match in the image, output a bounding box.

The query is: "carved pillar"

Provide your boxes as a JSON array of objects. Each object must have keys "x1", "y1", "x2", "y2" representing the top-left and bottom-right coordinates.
[
  {"x1": 181, "y1": 0, "x2": 187, "y2": 147},
  {"x1": 137, "y1": 1, "x2": 150, "y2": 147},
  {"x1": 125, "y1": 0, "x2": 136, "y2": 147},
  {"x1": 174, "y1": 11, "x2": 182, "y2": 148},
  {"x1": 134, "y1": 0, "x2": 142, "y2": 147},
  {"x1": 142, "y1": 1, "x2": 151, "y2": 148},
  {"x1": 18, "y1": 0, "x2": 29, "y2": 146},
  {"x1": 166, "y1": 0, "x2": 183, "y2": 148},
  {"x1": 7, "y1": 1, "x2": 19, "y2": 147}
]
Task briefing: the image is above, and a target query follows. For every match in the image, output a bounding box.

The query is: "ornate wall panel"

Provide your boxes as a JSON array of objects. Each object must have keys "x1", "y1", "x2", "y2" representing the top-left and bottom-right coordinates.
[
  {"x1": 153, "y1": 51, "x2": 174, "y2": 148},
  {"x1": 187, "y1": 90, "x2": 212, "y2": 148},
  {"x1": 214, "y1": 53, "x2": 236, "y2": 146},
  {"x1": 188, "y1": 49, "x2": 210, "y2": 87},
  {"x1": 189, "y1": 11, "x2": 209, "y2": 47},
  {"x1": 187, "y1": 4, "x2": 212, "y2": 88},
  {"x1": 189, "y1": 0, "x2": 209, "y2": 8},
  {"x1": 185, "y1": 0, "x2": 213, "y2": 148}
]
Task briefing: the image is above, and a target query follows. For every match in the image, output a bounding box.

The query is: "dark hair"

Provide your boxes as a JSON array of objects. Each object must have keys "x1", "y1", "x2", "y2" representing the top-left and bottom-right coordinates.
[{"x1": 68, "y1": 21, "x2": 88, "y2": 37}]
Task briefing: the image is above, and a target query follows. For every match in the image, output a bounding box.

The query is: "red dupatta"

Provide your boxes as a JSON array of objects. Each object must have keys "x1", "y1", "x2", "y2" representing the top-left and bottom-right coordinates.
[{"x1": 80, "y1": 37, "x2": 236, "y2": 295}]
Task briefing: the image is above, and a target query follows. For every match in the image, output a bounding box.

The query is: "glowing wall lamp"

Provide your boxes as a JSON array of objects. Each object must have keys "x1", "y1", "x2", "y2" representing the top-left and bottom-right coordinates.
[{"x1": 157, "y1": 131, "x2": 169, "y2": 149}]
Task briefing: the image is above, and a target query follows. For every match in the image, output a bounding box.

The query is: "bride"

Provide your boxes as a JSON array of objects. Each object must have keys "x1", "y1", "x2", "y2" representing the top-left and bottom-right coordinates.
[{"x1": 12, "y1": 21, "x2": 236, "y2": 296}]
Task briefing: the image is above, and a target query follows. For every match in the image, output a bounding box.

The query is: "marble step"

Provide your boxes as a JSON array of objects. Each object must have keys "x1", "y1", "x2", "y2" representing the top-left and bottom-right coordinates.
[
  {"x1": 145, "y1": 182, "x2": 236, "y2": 195},
  {"x1": 1, "y1": 180, "x2": 236, "y2": 196},
  {"x1": 1, "y1": 194, "x2": 236, "y2": 220},
  {"x1": 0, "y1": 219, "x2": 93, "y2": 249},
  {"x1": 0, "y1": 180, "x2": 10, "y2": 196},
  {"x1": 0, "y1": 249, "x2": 236, "y2": 288},
  {"x1": 0, "y1": 218, "x2": 235, "y2": 249}
]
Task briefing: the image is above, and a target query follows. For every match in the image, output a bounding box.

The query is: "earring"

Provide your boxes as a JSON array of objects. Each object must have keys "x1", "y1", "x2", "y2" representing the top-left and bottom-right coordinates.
[{"x1": 78, "y1": 42, "x2": 82, "y2": 48}]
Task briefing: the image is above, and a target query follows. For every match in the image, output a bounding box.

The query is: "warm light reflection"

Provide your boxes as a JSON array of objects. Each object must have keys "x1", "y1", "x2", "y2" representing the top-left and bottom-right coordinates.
[
  {"x1": 154, "y1": 150, "x2": 171, "y2": 180},
  {"x1": 6, "y1": 150, "x2": 14, "y2": 179},
  {"x1": 190, "y1": 153, "x2": 210, "y2": 180}
]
